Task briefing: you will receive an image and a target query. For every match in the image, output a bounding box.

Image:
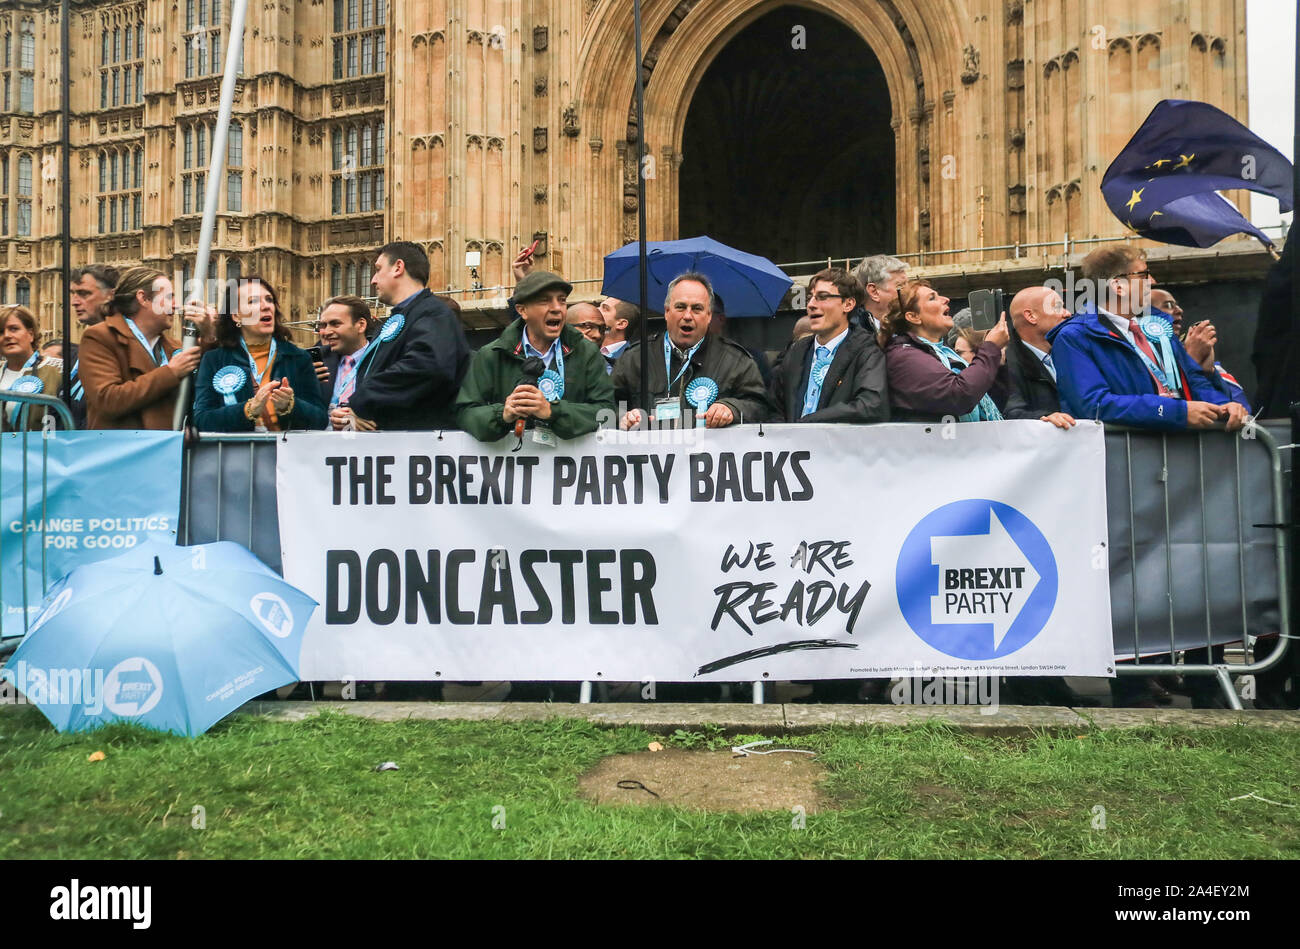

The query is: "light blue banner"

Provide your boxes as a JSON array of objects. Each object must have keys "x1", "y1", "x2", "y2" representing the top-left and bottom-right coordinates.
[{"x1": 0, "y1": 430, "x2": 182, "y2": 631}]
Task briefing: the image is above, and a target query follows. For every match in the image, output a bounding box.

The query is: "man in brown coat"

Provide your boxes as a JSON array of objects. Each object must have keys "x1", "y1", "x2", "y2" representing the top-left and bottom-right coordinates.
[{"x1": 79, "y1": 266, "x2": 213, "y2": 430}]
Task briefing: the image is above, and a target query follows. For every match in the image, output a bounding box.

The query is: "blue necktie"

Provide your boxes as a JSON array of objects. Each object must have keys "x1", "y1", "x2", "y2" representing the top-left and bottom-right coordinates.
[{"x1": 802, "y1": 345, "x2": 831, "y2": 417}]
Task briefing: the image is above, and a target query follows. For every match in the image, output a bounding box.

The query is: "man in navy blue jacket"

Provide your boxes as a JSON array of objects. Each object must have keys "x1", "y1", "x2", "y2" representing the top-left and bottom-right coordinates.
[
  {"x1": 1049, "y1": 245, "x2": 1249, "y2": 432},
  {"x1": 329, "y1": 242, "x2": 470, "y2": 432}
]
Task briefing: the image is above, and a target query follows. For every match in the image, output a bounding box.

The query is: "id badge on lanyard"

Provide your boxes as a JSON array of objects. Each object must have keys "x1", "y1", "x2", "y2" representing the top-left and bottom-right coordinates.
[{"x1": 653, "y1": 398, "x2": 682, "y2": 423}]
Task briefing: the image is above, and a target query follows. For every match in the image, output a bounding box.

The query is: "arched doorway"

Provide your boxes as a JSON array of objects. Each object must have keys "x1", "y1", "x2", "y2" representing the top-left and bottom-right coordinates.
[{"x1": 678, "y1": 6, "x2": 895, "y2": 267}]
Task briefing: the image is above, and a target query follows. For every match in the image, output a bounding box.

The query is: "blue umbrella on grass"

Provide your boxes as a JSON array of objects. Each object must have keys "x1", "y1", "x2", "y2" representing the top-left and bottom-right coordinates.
[
  {"x1": 3, "y1": 538, "x2": 316, "y2": 736},
  {"x1": 601, "y1": 236, "x2": 793, "y2": 316}
]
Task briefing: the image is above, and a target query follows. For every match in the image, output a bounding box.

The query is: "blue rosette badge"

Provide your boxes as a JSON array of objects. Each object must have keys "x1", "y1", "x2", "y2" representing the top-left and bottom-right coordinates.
[
  {"x1": 9, "y1": 375, "x2": 44, "y2": 395},
  {"x1": 378, "y1": 312, "x2": 405, "y2": 342},
  {"x1": 810, "y1": 359, "x2": 831, "y2": 387},
  {"x1": 212, "y1": 366, "x2": 247, "y2": 406},
  {"x1": 687, "y1": 377, "x2": 719, "y2": 428},
  {"x1": 538, "y1": 369, "x2": 565, "y2": 403},
  {"x1": 1138, "y1": 314, "x2": 1180, "y2": 391}
]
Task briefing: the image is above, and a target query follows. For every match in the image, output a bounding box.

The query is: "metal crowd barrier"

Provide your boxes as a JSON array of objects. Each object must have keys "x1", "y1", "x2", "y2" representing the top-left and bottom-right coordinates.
[
  {"x1": 168, "y1": 424, "x2": 1294, "y2": 708},
  {"x1": 3, "y1": 421, "x2": 1291, "y2": 706},
  {"x1": 0, "y1": 393, "x2": 77, "y2": 658},
  {"x1": 1105, "y1": 423, "x2": 1291, "y2": 708}
]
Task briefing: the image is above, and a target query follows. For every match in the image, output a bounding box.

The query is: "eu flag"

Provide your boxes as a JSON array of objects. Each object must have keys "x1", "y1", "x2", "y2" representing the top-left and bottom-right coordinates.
[{"x1": 1101, "y1": 100, "x2": 1293, "y2": 248}]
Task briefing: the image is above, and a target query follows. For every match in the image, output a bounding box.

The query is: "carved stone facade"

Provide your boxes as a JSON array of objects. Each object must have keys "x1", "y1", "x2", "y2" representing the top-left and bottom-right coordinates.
[{"x1": 0, "y1": 0, "x2": 1251, "y2": 336}]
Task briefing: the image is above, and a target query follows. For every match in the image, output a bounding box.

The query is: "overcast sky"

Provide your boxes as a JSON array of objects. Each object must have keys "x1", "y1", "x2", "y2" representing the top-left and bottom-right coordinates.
[{"x1": 1247, "y1": 0, "x2": 1295, "y2": 230}]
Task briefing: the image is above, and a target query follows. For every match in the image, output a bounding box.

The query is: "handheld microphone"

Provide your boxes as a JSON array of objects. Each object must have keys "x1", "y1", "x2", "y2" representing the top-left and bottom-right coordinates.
[
  {"x1": 515, "y1": 355, "x2": 546, "y2": 439},
  {"x1": 170, "y1": 318, "x2": 202, "y2": 431}
]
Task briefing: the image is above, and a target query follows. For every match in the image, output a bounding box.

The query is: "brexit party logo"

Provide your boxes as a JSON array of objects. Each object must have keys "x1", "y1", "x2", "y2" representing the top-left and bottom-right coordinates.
[
  {"x1": 896, "y1": 500, "x2": 1057, "y2": 660},
  {"x1": 251, "y1": 592, "x2": 294, "y2": 639},
  {"x1": 103, "y1": 657, "x2": 164, "y2": 717}
]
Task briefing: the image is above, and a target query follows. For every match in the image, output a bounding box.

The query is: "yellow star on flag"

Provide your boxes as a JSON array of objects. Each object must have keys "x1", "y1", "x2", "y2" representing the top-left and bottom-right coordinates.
[
  {"x1": 1126, "y1": 188, "x2": 1144, "y2": 211},
  {"x1": 1152, "y1": 158, "x2": 1172, "y2": 168},
  {"x1": 1173, "y1": 153, "x2": 1195, "y2": 169}
]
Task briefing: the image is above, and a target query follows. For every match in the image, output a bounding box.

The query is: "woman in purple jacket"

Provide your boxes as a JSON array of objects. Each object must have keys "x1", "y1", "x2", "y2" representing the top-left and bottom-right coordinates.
[{"x1": 880, "y1": 280, "x2": 1009, "y2": 423}]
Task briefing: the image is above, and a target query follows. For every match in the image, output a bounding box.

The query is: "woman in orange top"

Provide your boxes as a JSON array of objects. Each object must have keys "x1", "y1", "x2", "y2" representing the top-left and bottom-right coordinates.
[{"x1": 193, "y1": 277, "x2": 327, "y2": 432}]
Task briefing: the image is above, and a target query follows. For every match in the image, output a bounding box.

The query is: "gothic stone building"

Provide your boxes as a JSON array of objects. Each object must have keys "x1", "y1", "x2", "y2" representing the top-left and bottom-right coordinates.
[{"x1": 0, "y1": 0, "x2": 1252, "y2": 337}]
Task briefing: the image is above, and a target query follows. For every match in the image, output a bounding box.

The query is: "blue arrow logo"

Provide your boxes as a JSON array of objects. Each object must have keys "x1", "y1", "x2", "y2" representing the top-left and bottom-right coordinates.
[{"x1": 897, "y1": 500, "x2": 1058, "y2": 660}]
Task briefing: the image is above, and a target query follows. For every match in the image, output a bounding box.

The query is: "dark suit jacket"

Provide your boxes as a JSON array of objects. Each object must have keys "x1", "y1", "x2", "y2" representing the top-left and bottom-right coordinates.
[
  {"x1": 611, "y1": 332, "x2": 768, "y2": 424},
  {"x1": 317, "y1": 348, "x2": 342, "y2": 407},
  {"x1": 767, "y1": 325, "x2": 889, "y2": 423},
  {"x1": 349, "y1": 289, "x2": 471, "y2": 431},
  {"x1": 193, "y1": 340, "x2": 328, "y2": 432},
  {"x1": 1004, "y1": 339, "x2": 1061, "y2": 419},
  {"x1": 62, "y1": 340, "x2": 87, "y2": 429}
]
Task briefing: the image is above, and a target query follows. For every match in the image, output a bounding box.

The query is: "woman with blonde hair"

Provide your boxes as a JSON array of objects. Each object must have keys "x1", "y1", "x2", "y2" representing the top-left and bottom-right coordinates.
[
  {"x1": 879, "y1": 279, "x2": 1009, "y2": 423},
  {"x1": 0, "y1": 304, "x2": 63, "y2": 431}
]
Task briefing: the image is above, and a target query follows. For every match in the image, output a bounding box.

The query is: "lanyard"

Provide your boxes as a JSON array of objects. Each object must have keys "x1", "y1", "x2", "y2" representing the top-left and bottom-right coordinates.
[
  {"x1": 1123, "y1": 326, "x2": 1176, "y2": 394},
  {"x1": 125, "y1": 319, "x2": 166, "y2": 367},
  {"x1": 663, "y1": 334, "x2": 704, "y2": 396},
  {"x1": 239, "y1": 336, "x2": 278, "y2": 386},
  {"x1": 330, "y1": 348, "x2": 369, "y2": 405},
  {"x1": 355, "y1": 309, "x2": 407, "y2": 380}
]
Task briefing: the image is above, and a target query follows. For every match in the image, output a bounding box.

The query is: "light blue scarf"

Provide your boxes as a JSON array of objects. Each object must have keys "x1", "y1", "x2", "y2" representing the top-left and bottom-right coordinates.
[{"x1": 923, "y1": 339, "x2": 1004, "y2": 423}]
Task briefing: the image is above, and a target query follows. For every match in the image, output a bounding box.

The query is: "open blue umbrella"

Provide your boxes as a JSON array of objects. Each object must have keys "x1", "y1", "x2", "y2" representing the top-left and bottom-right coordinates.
[
  {"x1": 3, "y1": 538, "x2": 316, "y2": 736},
  {"x1": 601, "y1": 236, "x2": 793, "y2": 316}
]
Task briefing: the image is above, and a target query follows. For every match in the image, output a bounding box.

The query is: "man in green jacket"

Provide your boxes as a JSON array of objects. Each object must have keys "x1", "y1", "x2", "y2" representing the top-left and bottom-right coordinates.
[{"x1": 455, "y1": 271, "x2": 614, "y2": 442}]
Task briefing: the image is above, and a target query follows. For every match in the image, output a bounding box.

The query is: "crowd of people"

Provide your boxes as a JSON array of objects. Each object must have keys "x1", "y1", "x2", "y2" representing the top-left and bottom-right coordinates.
[
  {"x1": 28, "y1": 240, "x2": 1252, "y2": 445},
  {"x1": 2, "y1": 238, "x2": 1283, "y2": 708}
]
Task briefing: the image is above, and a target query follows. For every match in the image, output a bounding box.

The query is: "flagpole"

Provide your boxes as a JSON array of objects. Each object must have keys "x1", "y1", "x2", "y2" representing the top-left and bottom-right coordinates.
[
  {"x1": 59, "y1": 0, "x2": 70, "y2": 410},
  {"x1": 633, "y1": 0, "x2": 649, "y2": 415},
  {"x1": 1292, "y1": 3, "x2": 1299, "y2": 330},
  {"x1": 173, "y1": 0, "x2": 250, "y2": 430}
]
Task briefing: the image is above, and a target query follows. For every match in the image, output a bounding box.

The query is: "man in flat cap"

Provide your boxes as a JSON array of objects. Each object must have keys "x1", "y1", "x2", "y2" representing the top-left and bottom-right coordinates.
[{"x1": 455, "y1": 270, "x2": 614, "y2": 442}]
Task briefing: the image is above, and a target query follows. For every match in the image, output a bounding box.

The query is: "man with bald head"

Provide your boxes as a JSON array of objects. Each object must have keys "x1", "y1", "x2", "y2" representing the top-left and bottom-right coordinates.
[
  {"x1": 1148, "y1": 286, "x2": 1248, "y2": 412},
  {"x1": 1149, "y1": 288, "x2": 1184, "y2": 335},
  {"x1": 566, "y1": 301, "x2": 608, "y2": 350},
  {"x1": 1004, "y1": 285, "x2": 1075, "y2": 429}
]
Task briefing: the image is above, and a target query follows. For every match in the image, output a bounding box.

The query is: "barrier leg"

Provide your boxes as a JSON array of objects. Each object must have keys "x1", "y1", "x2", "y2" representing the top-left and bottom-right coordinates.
[
  {"x1": 1215, "y1": 666, "x2": 1243, "y2": 711},
  {"x1": 579, "y1": 680, "x2": 592, "y2": 704},
  {"x1": 752, "y1": 681, "x2": 764, "y2": 704}
]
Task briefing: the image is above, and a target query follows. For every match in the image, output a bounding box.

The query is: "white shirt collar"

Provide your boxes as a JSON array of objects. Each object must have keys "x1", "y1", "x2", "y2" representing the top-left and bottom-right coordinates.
[
  {"x1": 811, "y1": 326, "x2": 850, "y2": 357},
  {"x1": 1021, "y1": 339, "x2": 1051, "y2": 363},
  {"x1": 522, "y1": 333, "x2": 560, "y2": 367},
  {"x1": 1021, "y1": 339, "x2": 1056, "y2": 381},
  {"x1": 601, "y1": 339, "x2": 628, "y2": 358},
  {"x1": 1096, "y1": 306, "x2": 1136, "y2": 343}
]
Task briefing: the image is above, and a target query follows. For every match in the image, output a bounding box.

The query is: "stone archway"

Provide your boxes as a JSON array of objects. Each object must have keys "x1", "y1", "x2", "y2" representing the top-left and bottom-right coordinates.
[
  {"x1": 573, "y1": 0, "x2": 967, "y2": 280},
  {"x1": 676, "y1": 5, "x2": 894, "y2": 266}
]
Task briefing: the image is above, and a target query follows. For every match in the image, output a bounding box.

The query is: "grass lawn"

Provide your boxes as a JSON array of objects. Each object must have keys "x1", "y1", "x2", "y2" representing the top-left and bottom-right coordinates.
[{"x1": 1, "y1": 704, "x2": 1297, "y2": 859}]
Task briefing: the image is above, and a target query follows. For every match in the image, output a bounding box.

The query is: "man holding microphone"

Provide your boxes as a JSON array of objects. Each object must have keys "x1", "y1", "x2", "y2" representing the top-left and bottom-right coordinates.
[{"x1": 455, "y1": 270, "x2": 613, "y2": 443}]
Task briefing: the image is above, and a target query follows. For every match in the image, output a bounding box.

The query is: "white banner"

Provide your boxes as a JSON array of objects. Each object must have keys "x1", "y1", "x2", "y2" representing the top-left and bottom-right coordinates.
[{"x1": 277, "y1": 422, "x2": 1114, "y2": 681}]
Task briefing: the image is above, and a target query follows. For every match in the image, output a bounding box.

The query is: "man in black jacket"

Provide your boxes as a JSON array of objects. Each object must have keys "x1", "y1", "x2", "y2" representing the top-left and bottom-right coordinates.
[
  {"x1": 612, "y1": 272, "x2": 767, "y2": 429},
  {"x1": 1004, "y1": 285, "x2": 1076, "y2": 430},
  {"x1": 330, "y1": 242, "x2": 470, "y2": 431},
  {"x1": 767, "y1": 268, "x2": 888, "y2": 424}
]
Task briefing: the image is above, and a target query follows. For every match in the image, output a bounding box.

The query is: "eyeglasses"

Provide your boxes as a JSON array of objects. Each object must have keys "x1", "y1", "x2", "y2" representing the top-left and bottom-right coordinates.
[
  {"x1": 811, "y1": 292, "x2": 843, "y2": 302},
  {"x1": 573, "y1": 322, "x2": 606, "y2": 334},
  {"x1": 1120, "y1": 270, "x2": 1154, "y2": 281}
]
